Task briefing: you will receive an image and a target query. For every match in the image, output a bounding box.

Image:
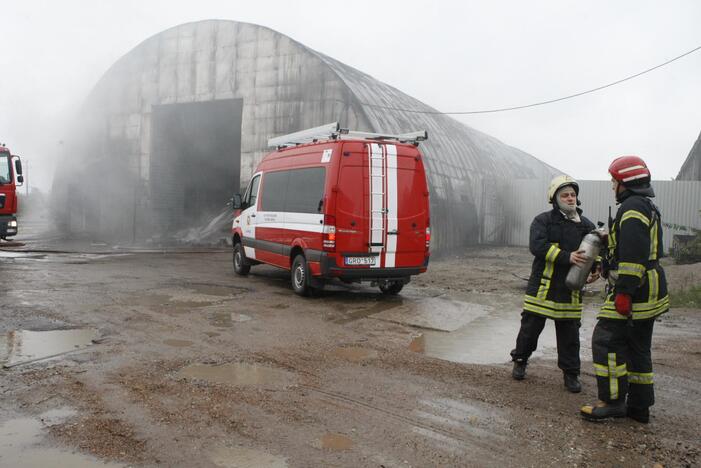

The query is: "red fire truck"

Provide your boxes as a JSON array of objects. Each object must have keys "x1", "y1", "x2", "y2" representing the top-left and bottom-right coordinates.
[
  {"x1": 231, "y1": 122, "x2": 431, "y2": 296},
  {"x1": 0, "y1": 144, "x2": 24, "y2": 239}
]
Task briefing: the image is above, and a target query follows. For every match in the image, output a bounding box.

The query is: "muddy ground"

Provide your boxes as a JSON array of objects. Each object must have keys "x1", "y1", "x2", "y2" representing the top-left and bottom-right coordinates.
[{"x1": 0, "y1": 241, "x2": 699, "y2": 467}]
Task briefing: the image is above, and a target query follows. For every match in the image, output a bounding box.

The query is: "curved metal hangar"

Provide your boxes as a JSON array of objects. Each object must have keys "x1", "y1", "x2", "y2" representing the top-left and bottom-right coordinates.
[{"x1": 54, "y1": 20, "x2": 558, "y2": 250}]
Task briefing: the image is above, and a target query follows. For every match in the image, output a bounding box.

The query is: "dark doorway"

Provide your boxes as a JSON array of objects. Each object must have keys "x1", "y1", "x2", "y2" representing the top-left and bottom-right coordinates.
[{"x1": 151, "y1": 99, "x2": 242, "y2": 237}]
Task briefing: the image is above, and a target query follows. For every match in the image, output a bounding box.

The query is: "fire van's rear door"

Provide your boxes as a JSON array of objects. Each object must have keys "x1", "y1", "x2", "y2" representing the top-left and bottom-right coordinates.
[
  {"x1": 384, "y1": 144, "x2": 428, "y2": 267},
  {"x1": 334, "y1": 143, "x2": 368, "y2": 255},
  {"x1": 393, "y1": 145, "x2": 429, "y2": 262},
  {"x1": 334, "y1": 142, "x2": 427, "y2": 268}
]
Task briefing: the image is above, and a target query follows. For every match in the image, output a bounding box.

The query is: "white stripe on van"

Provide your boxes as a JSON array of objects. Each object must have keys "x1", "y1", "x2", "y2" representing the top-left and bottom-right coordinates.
[
  {"x1": 368, "y1": 143, "x2": 385, "y2": 266},
  {"x1": 283, "y1": 212, "x2": 324, "y2": 228},
  {"x1": 385, "y1": 144, "x2": 398, "y2": 268},
  {"x1": 258, "y1": 222, "x2": 324, "y2": 233},
  {"x1": 254, "y1": 212, "x2": 324, "y2": 234}
]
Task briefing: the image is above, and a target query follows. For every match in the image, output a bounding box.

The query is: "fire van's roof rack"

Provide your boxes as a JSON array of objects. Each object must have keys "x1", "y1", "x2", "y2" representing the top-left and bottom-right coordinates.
[{"x1": 267, "y1": 122, "x2": 428, "y2": 148}]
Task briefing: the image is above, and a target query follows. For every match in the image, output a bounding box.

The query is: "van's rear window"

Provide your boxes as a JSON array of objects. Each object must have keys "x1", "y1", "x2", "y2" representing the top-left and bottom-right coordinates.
[{"x1": 261, "y1": 167, "x2": 325, "y2": 213}]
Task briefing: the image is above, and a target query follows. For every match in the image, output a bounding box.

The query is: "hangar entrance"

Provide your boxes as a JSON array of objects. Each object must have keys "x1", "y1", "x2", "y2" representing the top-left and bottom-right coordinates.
[{"x1": 151, "y1": 99, "x2": 242, "y2": 239}]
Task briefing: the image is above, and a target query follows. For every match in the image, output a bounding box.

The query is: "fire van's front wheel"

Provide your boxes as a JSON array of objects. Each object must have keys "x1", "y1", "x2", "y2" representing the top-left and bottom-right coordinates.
[
  {"x1": 233, "y1": 242, "x2": 250, "y2": 275},
  {"x1": 291, "y1": 254, "x2": 311, "y2": 296},
  {"x1": 379, "y1": 280, "x2": 404, "y2": 295}
]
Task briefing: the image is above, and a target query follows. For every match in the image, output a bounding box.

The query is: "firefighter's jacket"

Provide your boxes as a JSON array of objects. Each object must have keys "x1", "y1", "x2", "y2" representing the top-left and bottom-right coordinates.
[
  {"x1": 600, "y1": 192, "x2": 669, "y2": 320},
  {"x1": 523, "y1": 208, "x2": 595, "y2": 320}
]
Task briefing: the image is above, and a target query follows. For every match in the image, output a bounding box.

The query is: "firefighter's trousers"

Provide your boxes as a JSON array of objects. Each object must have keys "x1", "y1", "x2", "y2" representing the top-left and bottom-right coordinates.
[
  {"x1": 510, "y1": 311, "x2": 580, "y2": 374},
  {"x1": 592, "y1": 318, "x2": 655, "y2": 409}
]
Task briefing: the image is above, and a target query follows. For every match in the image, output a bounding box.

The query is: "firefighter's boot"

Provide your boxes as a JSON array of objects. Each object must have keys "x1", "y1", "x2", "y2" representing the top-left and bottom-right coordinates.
[
  {"x1": 580, "y1": 400, "x2": 626, "y2": 421},
  {"x1": 627, "y1": 406, "x2": 650, "y2": 424},
  {"x1": 512, "y1": 360, "x2": 527, "y2": 380},
  {"x1": 563, "y1": 373, "x2": 581, "y2": 393}
]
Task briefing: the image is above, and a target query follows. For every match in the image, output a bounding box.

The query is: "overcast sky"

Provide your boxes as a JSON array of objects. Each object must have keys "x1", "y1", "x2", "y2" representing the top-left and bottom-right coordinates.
[{"x1": 1, "y1": 0, "x2": 700, "y2": 191}]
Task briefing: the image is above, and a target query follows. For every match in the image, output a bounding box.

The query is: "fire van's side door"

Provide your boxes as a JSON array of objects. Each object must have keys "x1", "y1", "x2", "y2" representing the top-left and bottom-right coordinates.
[{"x1": 240, "y1": 174, "x2": 261, "y2": 260}]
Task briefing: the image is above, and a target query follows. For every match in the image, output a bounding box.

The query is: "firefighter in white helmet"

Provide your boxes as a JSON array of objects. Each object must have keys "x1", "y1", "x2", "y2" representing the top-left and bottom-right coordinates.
[{"x1": 510, "y1": 175, "x2": 599, "y2": 393}]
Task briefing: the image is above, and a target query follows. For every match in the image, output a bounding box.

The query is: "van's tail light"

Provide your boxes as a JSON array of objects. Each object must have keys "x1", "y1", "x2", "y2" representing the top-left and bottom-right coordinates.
[
  {"x1": 425, "y1": 218, "x2": 431, "y2": 251},
  {"x1": 323, "y1": 215, "x2": 336, "y2": 251}
]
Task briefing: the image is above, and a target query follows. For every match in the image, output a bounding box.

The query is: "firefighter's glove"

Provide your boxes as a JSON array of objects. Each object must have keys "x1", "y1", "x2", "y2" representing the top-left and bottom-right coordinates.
[{"x1": 614, "y1": 293, "x2": 632, "y2": 316}]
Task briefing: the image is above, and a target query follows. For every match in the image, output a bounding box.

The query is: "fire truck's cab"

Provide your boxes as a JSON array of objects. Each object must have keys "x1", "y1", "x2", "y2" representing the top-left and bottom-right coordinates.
[
  {"x1": 0, "y1": 144, "x2": 23, "y2": 239},
  {"x1": 231, "y1": 122, "x2": 431, "y2": 296}
]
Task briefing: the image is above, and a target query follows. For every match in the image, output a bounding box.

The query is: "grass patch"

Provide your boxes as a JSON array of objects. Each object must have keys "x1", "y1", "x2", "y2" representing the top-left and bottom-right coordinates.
[{"x1": 671, "y1": 285, "x2": 701, "y2": 309}]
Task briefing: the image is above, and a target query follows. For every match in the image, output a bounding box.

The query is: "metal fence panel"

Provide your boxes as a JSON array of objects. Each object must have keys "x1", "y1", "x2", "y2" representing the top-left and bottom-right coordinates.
[{"x1": 502, "y1": 180, "x2": 701, "y2": 253}]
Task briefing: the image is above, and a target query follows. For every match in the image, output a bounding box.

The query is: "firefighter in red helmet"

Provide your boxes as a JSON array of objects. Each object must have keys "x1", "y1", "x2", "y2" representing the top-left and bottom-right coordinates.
[
  {"x1": 510, "y1": 175, "x2": 599, "y2": 393},
  {"x1": 581, "y1": 156, "x2": 669, "y2": 423}
]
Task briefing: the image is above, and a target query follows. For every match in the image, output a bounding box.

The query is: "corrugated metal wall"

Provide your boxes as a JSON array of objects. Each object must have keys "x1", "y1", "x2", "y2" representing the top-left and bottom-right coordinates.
[
  {"x1": 677, "y1": 131, "x2": 701, "y2": 180},
  {"x1": 55, "y1": 19, "x2": 559, "y2": 247},
  {"x1": 501, "y1": 180, "x2": 701, "y2": 253}
]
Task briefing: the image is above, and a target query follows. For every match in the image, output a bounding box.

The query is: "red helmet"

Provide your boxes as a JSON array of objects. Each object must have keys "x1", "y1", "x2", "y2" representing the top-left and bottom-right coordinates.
[{"x1": 608, "y1": 155, "x2": 651, "y2": 185}]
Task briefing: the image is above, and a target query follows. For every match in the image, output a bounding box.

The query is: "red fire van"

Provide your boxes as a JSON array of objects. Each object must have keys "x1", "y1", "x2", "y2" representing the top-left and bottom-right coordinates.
[
  {"x1": 231, "y1": 123, "x2": 430, "y2": 296},
  {"x1": 0, "y1": 144, "x2": 23, "y2": 239}
]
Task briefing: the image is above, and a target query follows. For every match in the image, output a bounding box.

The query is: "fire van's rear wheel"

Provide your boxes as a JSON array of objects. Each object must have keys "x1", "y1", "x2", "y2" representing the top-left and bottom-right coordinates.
[
  {"x1": 379, "y1": 280, "x2": 404, "y2": 295},
  {"x1": 291, "y1": 254, "x2": 311, "y2": 296},
  {"x1": 233, "y1": 242, "x2": 250, "y2": 275}
]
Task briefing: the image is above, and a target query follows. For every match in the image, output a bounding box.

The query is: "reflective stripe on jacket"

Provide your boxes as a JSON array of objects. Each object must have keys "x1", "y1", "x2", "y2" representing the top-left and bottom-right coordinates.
[
  {"x1": 599, "y1": 192, "x2": 669, "y2": 320},
  {"x1": 524, "y1": 208, "x2": 595, "y2": 319}
]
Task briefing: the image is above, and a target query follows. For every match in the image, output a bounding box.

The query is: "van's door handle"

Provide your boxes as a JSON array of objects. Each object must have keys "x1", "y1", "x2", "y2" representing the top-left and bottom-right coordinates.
[
  {"x1": 388, "y1": 230, "x2": 399, "y2": 235},
  {"x1": 251, "y1": 214, "x2": 256, "y2": 217}
]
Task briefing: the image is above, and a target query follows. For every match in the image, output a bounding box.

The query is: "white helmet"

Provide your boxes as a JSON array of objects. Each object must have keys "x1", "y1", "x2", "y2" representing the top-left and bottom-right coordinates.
[{"x1": 547, "y1": 175, "x2": 579, "y2": 203}]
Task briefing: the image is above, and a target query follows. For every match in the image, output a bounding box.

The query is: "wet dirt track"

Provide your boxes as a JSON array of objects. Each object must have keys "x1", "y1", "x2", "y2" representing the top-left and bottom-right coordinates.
[{"x1": 1, "y1": 245, "x2": 699, "y2": 467}]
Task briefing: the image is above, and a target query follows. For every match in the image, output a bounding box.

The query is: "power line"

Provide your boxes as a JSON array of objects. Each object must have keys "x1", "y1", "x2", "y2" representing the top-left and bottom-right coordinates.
[{"x1": 360, "y1": 44, "x2": 701, "y2": 115}]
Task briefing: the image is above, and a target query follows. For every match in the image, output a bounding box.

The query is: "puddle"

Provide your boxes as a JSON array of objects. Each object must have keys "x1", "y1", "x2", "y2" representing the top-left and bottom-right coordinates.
[
  {"x1": 210, "y1": 446, "x2": 287, "y2": 468},
  {"x1": 0, "y1": 251, "x2": 126, "y2": 263},
  {"x1": 187, "y1": 284, "x2": 246, "y2": 297},
  {"x1": 320, "y1": 433, "x2": 354, "y2": 451},
  {"x1": 178, "y1": 363, "x2": 297, "y2": 387},
  {"x1": 122, "y1": 294, "x2": 172, "y2": 308},
  {"x1": 0, "y1": 408, "x2": 123, "y2": 468},
  {"x1": 0, "y1": 251, "x2": 46, "y2": 260},
  {"x1": 331, "y1": 299, "x2": 404, "y2": 324},
  {"x1": 124, "y1": 291, "x2": 227, "y2": 315},
  {"x1": 408, "y1": 304, "x2": 598, "y2": 364},
  {"x1": 408, "y1": 309, "x2": 551, "y2": 364},
  {"x1": 413, "y1": 398, "x2": 509, "y2": 444},
  {"x1": 374, "y1": 297, "x2": 491, "y2": 332},
  {"x1": 210, "y1": 311, "x2": 232, "y2": 327},
  {"x1": 125, "y1": 289, "x2": 227, "y2": 311},
  {"x1": 418, "y1": 398, "x2": 505, "y2": 426},
  {"x1": 210, "y1": 311, "x2": 252, "y2": 327},
  {"x1": 409, "y1": 326, "x2": 518, "y2": 365},
  {"x1": 163, "y1": 339, "x2": 193, "y2": 348},
  {"x1": 331, "y1": 347, "x2": 378, "y2": 362},
  {"x1": 1, "y1": 329, "x2": 99, "y2": 368}
]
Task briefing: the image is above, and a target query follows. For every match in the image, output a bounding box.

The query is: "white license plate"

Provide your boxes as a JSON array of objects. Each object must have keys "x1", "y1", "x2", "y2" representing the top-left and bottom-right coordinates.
[{"x1": 345, "y1": 256, "x2": 377, "y2": 266}]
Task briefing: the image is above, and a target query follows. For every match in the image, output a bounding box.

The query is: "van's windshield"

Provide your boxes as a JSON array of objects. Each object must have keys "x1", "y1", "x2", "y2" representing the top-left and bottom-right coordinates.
[{"x1": 0, "y1": 153, "x2": 10, "y2": 184}]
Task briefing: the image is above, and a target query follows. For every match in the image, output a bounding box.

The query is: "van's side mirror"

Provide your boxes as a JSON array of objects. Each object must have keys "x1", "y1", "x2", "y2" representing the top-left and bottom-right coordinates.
[
  {"x1": 13, "y1": 157, "x2": 23, "y2": 186},
  {"x1": 232, "y1": 194, "x2": 242, "y2": 210}
]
